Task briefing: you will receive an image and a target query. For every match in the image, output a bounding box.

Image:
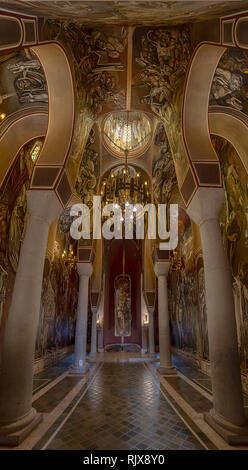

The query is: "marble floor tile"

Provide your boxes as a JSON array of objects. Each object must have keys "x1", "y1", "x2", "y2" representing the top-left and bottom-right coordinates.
[{"x1": 45, "y1": 362, "x2": 204, "y2": 450}]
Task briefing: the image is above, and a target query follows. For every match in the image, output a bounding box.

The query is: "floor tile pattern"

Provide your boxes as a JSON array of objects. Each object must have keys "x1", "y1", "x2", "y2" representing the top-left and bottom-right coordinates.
[
  {"x1": 165, "y1": 376, "x2": 212, "y2": 413},
  {"x1": 33, "y1": 375, "x2": 83, "y2": 413},
  {"x1": 32, "y1": 355, "x2": 74, "y2": 393},
  {"x1": 46, "y1": 362, "x2": 204, "y2": 450}
]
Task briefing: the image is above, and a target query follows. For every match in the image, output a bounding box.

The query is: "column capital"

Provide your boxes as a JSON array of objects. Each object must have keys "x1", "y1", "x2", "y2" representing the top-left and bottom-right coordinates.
[
  {"x1": 186, "y1": 187, "x2": 224, "y2": 226},
  {"x1": 27, "y1": 190, "x2": 62, "y2": 225},
  {"x1": 91, "y1": 306, "x2": 98, "y2": 315},
  {"x1": 147, "y1": 306, "x2": 155, "y2": 316},
  {"x1": 77, "y1": 262, "x2": 93, "y2": 278},
  {"x1": 154, "y1": 261, "x2": 170, "y2": 277}
]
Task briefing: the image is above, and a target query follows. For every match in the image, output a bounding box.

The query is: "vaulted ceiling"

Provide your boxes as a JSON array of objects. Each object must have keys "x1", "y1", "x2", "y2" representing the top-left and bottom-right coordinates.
[{"x1": 1, "y1": 1, "x2": 248, "y2": 25}]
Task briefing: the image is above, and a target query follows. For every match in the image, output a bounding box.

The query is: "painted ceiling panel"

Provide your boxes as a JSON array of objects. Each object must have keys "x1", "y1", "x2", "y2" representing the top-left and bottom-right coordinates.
[{"x1": 1, "y1": 1, "x2": 248, "y2": 25}]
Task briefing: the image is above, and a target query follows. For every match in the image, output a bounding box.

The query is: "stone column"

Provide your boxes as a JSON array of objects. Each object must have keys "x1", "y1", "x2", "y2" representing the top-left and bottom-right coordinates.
[
  {"x1": 148, "y1": 307, "x2": 156, "y2": 359},
  {"x1": 72, "y1": 262, "x2": 92, "y2": 373},
  {"x1": 0, "y1": 190, "x2": 61, "y2": 445},
  {"x1": 187, "y1": 188, "x2": 248, "y2": 444},
  {"x1": 89, "y1": 307, "x2": 97, "y2": 360},
  {"x1": 154, "y1": 262, "x2": 176, "y2": 375},
  {"x1": 141, "y1": 292, "x2": 148, "y2": 354},
  {"x1": 97, "y1": 325, "x2": 104, "y2": 353}
]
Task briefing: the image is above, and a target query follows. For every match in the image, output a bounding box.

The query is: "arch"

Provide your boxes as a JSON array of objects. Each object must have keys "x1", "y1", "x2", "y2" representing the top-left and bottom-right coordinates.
[
  {"x1": 209, "y1": 108, "x2": 248, "y2": 175},
  {"x1": 0, "y1": 42, "x2": 75, "y2": 205},
  {"x1": 0, "y1": 111, "x2": 47, "y2": 186},
  {"x1": 183, "y1": 43, "x2": 226, "y2": 163},
  {"x1": 30, "y1": 43, "x2": 74, "y2": 169},
  {"x1": 183, "y1": 41, "x2": 248, "y2": 199}
]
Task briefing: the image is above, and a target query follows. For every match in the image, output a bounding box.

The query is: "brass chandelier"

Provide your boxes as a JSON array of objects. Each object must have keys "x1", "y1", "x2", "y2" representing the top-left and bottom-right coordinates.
[
  {"x1": 101, "y1": 111, "x2": 151, "y2": 210},
  {"x1": 101, "y1": 164, "x2": 151, "y2": 211}
]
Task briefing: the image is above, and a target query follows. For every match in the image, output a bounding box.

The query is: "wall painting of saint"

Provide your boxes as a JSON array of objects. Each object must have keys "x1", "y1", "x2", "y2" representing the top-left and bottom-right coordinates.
[{"x1": 114, "y1": 274, "x2": 131, "y2": 337}]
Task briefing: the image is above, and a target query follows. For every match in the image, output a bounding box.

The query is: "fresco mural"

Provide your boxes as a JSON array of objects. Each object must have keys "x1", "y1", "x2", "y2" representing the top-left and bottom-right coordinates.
[
  {"x1": 212, "y1": 135, "x2": 248, "y2": 370},
  {"x1": 172, "y1": 136, "x2": 248, "y2": 370},
  {"x1": 3, "y1": 1, "x2": 246, "y2": 26},
  {"x1": 0, "y1": 139, "x2": 78, "y2": 362},
  {"x1": 75, "y1": 126, "x2": 100, "y2": 207},
  {"x1": 152, "y1": 122, "x2": 178, "y2": 204},
  {"x1": 210, "y1": 49, "x2": 248, "y2": 114},
  {"x1": 35, "y1": 215, "x2": 79, "y2": 359},
  {"x1": 168, "y1": 209, "x2": 209, "y2": 359},
  {"x1": 0, "y1": 139, "x2": 44, "y2": 329},
  {"x1": 0, "y1": 49, "x2": 48, "y2": 119},
  {"x1": 42, "y1": 21, "x2": 127, "y2": 118},
  {"x1": 132, "y1": 26, "x2": 191, "y2": 185},
  {"x1": 41, "y1": 20, "x2": 127, "y2": 184},
  {"x1": 114, "y1": 274, "x2": 132, "y2": 337}
]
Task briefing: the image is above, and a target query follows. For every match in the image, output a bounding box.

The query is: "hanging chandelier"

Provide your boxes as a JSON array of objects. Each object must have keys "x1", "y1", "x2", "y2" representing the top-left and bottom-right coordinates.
[
  {"x1": 101, "y1": 111, "x2": 151, "y2": 211},
  {"x1": 101, "y1": 165, "x2": 151, "y2": 212}
]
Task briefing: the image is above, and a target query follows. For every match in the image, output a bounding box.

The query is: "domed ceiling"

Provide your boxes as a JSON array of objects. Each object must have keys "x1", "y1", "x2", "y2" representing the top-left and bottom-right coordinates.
[{"x1": 103, "y1": 111, "x2": 152, "y2": 158}]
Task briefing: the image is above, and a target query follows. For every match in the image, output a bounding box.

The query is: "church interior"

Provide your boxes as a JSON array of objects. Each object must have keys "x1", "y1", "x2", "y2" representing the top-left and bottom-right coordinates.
[{"x1": 1, "y1": 0, "x2": 248, "y2": 452}]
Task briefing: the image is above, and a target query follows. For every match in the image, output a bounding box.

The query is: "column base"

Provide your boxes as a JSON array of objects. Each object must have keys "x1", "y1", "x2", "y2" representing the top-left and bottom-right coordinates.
[
  {"x1": 88, "y1": 353, "x2": 97, "y2": 362},
  {"x1": 70, "y1": 363, "x2": 89, "y2": 375},
  {"x1": 0, "y1": 407, "x2": 42, "y2": 446},
  {"x1": 98, "y1": 348, "x2": 104, "y2": 353},
  {"x1": 157, "y1": 365, "x2": 177, "y2": 375},
  {"x1": 204, "y1": 408, "x2": 248, "y2": 445},
  {"x1": 149, "y1": 352, "x2": 157, "y2": 360}
]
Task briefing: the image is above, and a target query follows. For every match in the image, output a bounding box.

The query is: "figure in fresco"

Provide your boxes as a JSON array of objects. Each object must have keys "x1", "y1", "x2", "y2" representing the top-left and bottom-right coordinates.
[
  {"x1": 115, "y1": 275, "x2": 131, "y2": 337},
  {"x1": 152, "y1": 123, "x2": 177, "y2": 204},
  {"x1": 76, "y1": 128, "x2": 99, "y2": 206},
  {"x1": 232, "y1": 264, "x2": 248, "y2": 369},
  {"x1": 0, "y1": 192, "x2": 10, "y2": 267},
  {"x1": 36, "y1": 275, "x2": 56, "y2": 357},
  {"x1": 45, "y1": 20, "x2": 126, "y2": 117},
  {"x1": 168, "y1": 211, "x2": 208, "y2": 357},
  {"x1": 0, "y1": 139, "x2": 40, "y2": 329},
  {"x1": 7, "y1": 57, "x2": 48, "y2": 105},
  {"x1": 221, "y1": 151, "x2": 247, "y2": 268},
  {"x1": 210, "y1": 49, "x2": 248, "y2": 114},
  {"x1": 211, "y1": 136, "x2": 248, "y2": 370},
  {"x1": 136, "y1": 26, "x2": 190, "y2": 117},
  {"x1": 198, "y1": 266, "x2": 209, "y2": 359},
  {"x1": 0, "y1": 264, "x2": 8, "y2": 327},
  {"x1": 8, "y1": 186, "x2": 27, "y2": 273}
]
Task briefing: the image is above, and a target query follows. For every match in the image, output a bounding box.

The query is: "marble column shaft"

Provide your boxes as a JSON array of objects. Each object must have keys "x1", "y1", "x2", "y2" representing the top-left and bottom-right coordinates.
[
  {"x1": 72, "y1": 262, "x2": 92, "y2": 373},
  {"x1": 0, "y1": 190, "x2": 61, "y2": 444}
]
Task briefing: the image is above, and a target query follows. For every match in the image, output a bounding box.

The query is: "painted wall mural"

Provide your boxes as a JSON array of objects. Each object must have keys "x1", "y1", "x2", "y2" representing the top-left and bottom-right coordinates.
[
  {"x1": 0, "y1": 49, "x2": 48, "y2": 120},
  {"x1": 42, "y1": 21, "x2": 127, "y2": 118},
  {"x1": 171, "y1": 137, "x2": 248, "y2": 371},
  {"x1": 0, "y1": 139, "x2": 43, "y2": 339},
  {"x1": 0, "y1": 140, "x2": 78, "y2": 363},
  {"x1": 152, "y1": 122, "x2": 178, "y2": 204},
  {"x1": 104, "y1": 239, "x2": 142, "y2": 347},
  {"x1": 132, "y1": 26, "x2": 191, "y2": 185},
  {"x1": 75, "y1": 125, "x2": 100, "y2": 207},
  {"x1": 41, "y1": 21, "x2": 127, "y2": 185},
  {"x1": 210, "y1": 49, "x2": 248, "y2": 114},
  {"x1": 114, "y1": 274, "x2": 131, "y2": 337},
  {"x1": 35, "y1": 216, "x2": 79, "y2": 359},
  {"x1": 212, "y1": 135, "x2": 248, "y2": 370},
  {"x1": 168, "y1": 209, "x2": 209, "y2": 360}
]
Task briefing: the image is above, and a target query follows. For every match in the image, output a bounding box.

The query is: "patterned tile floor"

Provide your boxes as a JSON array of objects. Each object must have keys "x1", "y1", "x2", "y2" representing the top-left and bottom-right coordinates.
[
  {"x1": 32, "y1": 355, "x2": 73, "y2": 393},
  {"x1": 171, "y1": 354, "x2": 248, "y2": 409},
  {"x1": 45, "y1": 362, "x2": 204, "y2": 450}
]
